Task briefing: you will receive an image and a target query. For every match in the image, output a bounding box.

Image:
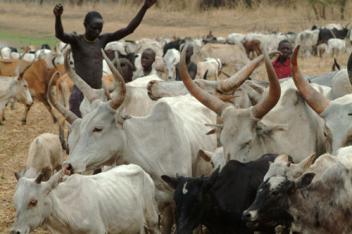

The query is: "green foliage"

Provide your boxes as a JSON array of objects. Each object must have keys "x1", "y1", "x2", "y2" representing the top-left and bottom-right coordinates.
[{"x1": 0, "y1": 31, "x2": 58, "y2": 48}]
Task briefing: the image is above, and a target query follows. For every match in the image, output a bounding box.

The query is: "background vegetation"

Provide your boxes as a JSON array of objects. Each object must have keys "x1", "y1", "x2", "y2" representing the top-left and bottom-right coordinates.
[{"x1": 5, "y1": 0, "x2": 350, "y2": 20}]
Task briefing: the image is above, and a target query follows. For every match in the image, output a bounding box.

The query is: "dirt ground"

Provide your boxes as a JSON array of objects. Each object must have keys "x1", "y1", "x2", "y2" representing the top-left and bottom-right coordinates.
[{"x1": 0, "y1": 1, "x2": 351, "y2": 233}]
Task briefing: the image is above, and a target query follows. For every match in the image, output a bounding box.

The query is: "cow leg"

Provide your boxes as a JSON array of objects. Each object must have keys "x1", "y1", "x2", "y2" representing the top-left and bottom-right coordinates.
[
  {"x1": 1, "y1": 109, "x2": 5, "y2": 122},
  {"x1": 9, "y1": 98, "x2": 16, "y2": 110},
  {"x1": 43, "y1": 99, "x2": 58, "y2": 123},
  {"x1": 21, "y1": 104, "x2": 33, "y2": 125},
  {"x1": 160, "y1": 205, "x2": 174, "y2": 234}
]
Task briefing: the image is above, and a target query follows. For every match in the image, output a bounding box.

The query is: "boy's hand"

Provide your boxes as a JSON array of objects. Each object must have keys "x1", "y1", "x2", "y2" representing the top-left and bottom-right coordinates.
[
  {"x1": 53, "y1": 4, "x2": 63, "y2": 17},
  {"x1": 144, "y1": 0, "x2": 157, "y2": 8}
]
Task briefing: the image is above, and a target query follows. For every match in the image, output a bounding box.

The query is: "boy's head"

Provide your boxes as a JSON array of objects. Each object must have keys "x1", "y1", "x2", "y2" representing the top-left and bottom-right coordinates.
[
  {"x1": 141, "y1": 48, "x2": 156, "y2": 70},
  {"x1": 84, "y1": 11, "x2": 104, "y2": 41},
  {"x1": 278, "y1": 40, "x2": 292, "y2": 60}
]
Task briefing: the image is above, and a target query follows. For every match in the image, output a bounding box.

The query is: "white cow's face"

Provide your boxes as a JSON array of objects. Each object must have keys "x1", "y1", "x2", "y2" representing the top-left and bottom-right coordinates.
[
  {"x1": 163, "y1": 50, "x2": 180, "y2": 80},
  {"x1": 12, "y1": 178, "x2": 51, "y2": 233},
  {"x1": 66, "y1": 102, "x2": 125, "y2": 173},
  {"x1": 15, "y1": 79, "x2": 33, "y2": 106},
  {"x1": 220, "y1": 107, "x2": 257, "y2": 162},
  {"x1": 322, "y1": 96, "x2": 352, "y2": 154}
]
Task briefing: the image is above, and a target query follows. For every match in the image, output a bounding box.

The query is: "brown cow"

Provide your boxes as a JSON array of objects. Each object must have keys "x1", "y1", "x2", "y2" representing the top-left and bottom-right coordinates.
[
  {"x1": 21, "y1": 54, "x2": 65, "y2": 124},
  {"x1": 0, "y1": 59, "x2": 31, "y2": 76},
  {"x1": 242, "y1": 39, "x2": 262, "y2": 59}
]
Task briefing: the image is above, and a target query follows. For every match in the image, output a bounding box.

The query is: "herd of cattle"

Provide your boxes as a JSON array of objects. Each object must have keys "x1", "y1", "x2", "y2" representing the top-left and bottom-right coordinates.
[{"x1": 2, "y1": 22, "x2": 352, "y2": 234}]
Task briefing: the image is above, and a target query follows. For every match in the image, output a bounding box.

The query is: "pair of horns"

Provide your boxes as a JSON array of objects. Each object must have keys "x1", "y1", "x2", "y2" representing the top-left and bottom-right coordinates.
[
  {"x1": 48, "y1": 49, "x2": 126, "y2": 124},
  {"x1": 179, "y1": 45, "x2": 280, "y2": 119}
]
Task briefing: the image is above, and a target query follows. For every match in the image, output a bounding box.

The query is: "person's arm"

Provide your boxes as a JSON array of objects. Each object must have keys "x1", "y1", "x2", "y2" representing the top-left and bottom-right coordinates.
[
  {"x1": 53, "y1": 4, "x2": 75, "y2": 44},
  {"x1": 103, "y1": 0, "x2": 156, "y2": 43}
]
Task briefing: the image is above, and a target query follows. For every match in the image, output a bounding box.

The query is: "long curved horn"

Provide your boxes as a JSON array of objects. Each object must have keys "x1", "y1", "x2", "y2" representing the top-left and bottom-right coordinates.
[
  {"x1": 252, "y1": 49, "x2": 281, "y2": 119},
  {"x1": 291, "y1": 46, "x2": 330, "y2": 114},
  {"x1": 179, "y1": 45, "x2": 230, "y2": 115},
  {"x1": 347, "y1": 51, "x2": 352, "y2": 85},
  {"x1": 64, "y1": 49, "x2": 97, "y2": 103},
  {"x1": 101, "y1": 49, "x2": 126, "y2": 110},
  {"x1": 47, "y1": 71, "x2": 78, "y2": 124},
  {"x1": 217, "y1": 55, "x2": 264, "y2": 93}
]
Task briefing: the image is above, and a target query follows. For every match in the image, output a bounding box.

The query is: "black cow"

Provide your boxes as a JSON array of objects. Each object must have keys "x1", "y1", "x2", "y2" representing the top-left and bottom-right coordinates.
[
  {"x1": 163, "y1": 38, "x2": 185, "y2": 56},
  {"x1": 242, "y1": 172, "x2": 315, "y2": 234},
  {"x1": 162, "y1": 154, "x2": 279, "y2": 234},
  {"x1": 317, "y1": 27, "x2": 348, "y2": 45}
]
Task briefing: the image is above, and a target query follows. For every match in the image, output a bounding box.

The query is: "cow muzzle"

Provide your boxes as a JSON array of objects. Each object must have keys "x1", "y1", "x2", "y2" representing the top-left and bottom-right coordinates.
[
  {"x1": 242, "y1": 209, "x2": 260, "y2": 228},
  {"x1": 10, "y1": 227, "x2": 29, "y2": 234},
  {"x1": 62, "y1": 163, "x2": 74, "y2": 176}
]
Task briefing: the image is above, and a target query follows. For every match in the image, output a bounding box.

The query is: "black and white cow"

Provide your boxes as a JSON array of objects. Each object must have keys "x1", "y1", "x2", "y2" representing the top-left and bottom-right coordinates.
[
  {"x1": 162, "y1": 154, "x2": 279, "y2": 234},
  {"x1": 242, "y1": 153, "x2": 352, "y2": 234}
]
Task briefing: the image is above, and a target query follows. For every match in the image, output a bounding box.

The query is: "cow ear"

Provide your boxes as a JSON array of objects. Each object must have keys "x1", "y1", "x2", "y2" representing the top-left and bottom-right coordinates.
[
  {"x1": 40, "y1": 167, "x2": 52, "y2": 182},
  {"x1": 35, "y1": 173, "x2": 45, "y2": 184},
  {"x1": 198, "y1": 149, "x2": 211, "y2": 162},
  {"x1": 14, "y1": 171, "x2": 23, "y2": 181},
  {"x1": 43, "y1": 170, "x2": 64, "y2": 194},
  {"x1": 296, "y1": 172, "x2": 315, "y2": 189},
  {"x1": 161, "y1": 175, "x2": 179, "y2": 190},
  {"x1": 206, "y1": 128, "x2": 216, "y2": 135}
]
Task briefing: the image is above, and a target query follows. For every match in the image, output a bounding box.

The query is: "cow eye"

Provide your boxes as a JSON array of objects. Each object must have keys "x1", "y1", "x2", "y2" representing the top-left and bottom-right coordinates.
[
  {"x1": 272, "y1": 191, "x2": 279, "y2": 196},
  {"x1": 93, "y1": 127, "x2": 103, "y2": 133},
  {"x1": 241, "y1": 140, "x2": 251, "y2": 149},
  {"x1": 28, "y1": 199, "x2": 38, "y2": 208}
]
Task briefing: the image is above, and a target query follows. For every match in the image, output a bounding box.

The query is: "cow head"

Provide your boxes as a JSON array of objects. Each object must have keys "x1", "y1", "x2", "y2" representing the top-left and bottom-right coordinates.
[
  {"x1": 162, "y1": 170, "x2": 219, "y2": 234},
  {"x1": 11, "y1": 171, "x2": 63, "y2": 234},
  {"x1": 242, "y1": 172, "x2": 315, "y2": 230},
  {"x1": 163, "y1": 49, "x2": 180, "y2": 80},
  {"x1": 49, "y1": 49, "x2": 127, "y2": 175},
  {"x1": 179, "y1": 45, "x2": 281, "y2": 162},
  {"x1": 15, "y1": 65, "x2": 33, "y2": 106},
  {"x1": 65, "y1": 102, "x2": 127, "y2": 174},
  {"x1": 241, "y1": 153, "x2": 318, "y2": 230},
  {"x1": 14, "y1": 77, "x2": 33, "y2": 106}
]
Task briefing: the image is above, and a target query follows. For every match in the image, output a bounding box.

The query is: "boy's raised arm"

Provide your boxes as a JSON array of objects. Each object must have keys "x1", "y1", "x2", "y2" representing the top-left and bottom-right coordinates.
[
  {"x1": 104, "y1": 0, "x2": 157, "y2": 42},
  {"x1": 54, "y1": 4, "x2": 75, "y2": 44}
]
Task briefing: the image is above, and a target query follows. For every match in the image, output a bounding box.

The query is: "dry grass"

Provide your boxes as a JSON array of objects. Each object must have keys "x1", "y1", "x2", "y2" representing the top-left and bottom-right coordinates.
[
  {"x1": 0, "y1": 1, "x2": 351, "y2": 233},
  {"x1": 0, "y1": 1, "x2": 351, "y2": 45}
]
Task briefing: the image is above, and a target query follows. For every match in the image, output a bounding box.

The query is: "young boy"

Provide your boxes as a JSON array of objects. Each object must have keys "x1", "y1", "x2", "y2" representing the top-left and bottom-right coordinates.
[
  {"x1": 272, "y1": 39, "x2": 293, "y2": 80},
  {"x1": 53, "y1": 0, "x2": 156, "y2": 117},
  {"x1": 133, "y1": 48, "x2": 157, "y2": 80}
]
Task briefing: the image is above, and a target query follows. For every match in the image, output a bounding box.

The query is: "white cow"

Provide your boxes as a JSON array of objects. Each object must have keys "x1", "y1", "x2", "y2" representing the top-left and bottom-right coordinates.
[
  {"x1": 227, "y1": 33, "x2": 245, "y2": 44},
  {"x1": 295, "y1": 29, "x2": 319, "y2": 57},
  {"x1": 1, "y1": 46, "x2": 12, "y2": 59},
  {"x1": 291, "y1": 46, "x2": 352, "y2": 154},
  {"x1": 163, "y1": 48, "x2": 180, "y2": 80},
  {"x1": 179, "y1": 46, "x2": 329, "y2": 163},
  {"x1": 51, "y1": 52, "x2": 217, "y2": 233},
  {"x1": 195, "y1": 43, "x2": 249, "y2": 73},
  {"x1": 15, "y1": 133, "x2": 65, "y2": 180},
  {"x1": 0, "y1": 74, "x2": 32, "y2": 124},
  {"x1": 327, "y1": 38, "x2": 346, "y2": 57},
  {"x1": 196, "y1": 57, "x2": 222, "y2": 80},
  {"x1": 12, "y1": 165, "x2": 160, "y2": 234}
]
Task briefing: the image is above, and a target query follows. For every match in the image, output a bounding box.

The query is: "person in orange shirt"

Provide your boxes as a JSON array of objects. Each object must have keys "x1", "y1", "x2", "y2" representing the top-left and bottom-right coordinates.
[{"x1": 272, "y1": 40, "x2": 293, "y2": 79}]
